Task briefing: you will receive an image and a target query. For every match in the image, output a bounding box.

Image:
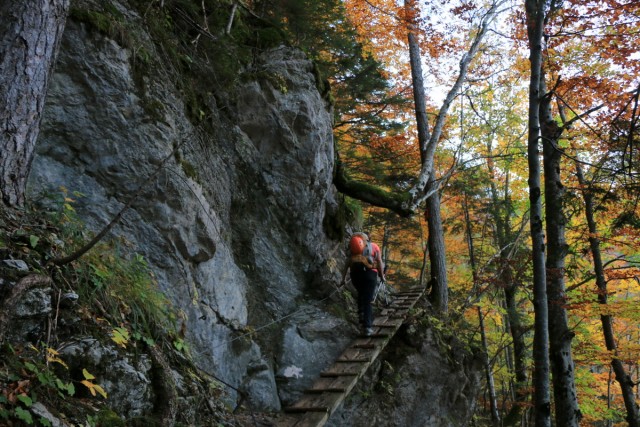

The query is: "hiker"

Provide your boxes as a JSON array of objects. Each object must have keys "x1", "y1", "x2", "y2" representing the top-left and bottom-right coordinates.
[{"x1": 341, "y1": 232, "x2": 385, "y2": 336}]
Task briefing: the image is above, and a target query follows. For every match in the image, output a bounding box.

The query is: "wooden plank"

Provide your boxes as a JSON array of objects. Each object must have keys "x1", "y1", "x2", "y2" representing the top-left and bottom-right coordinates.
[
  {"x1": 321, "y1": 362, "x2": 364, "y2": 377},
  {"x1": 290, "y1": 412, "x2": 329, "y2": 427},
  {"x1": 285, "y1": 393, "x2": 342, "y2": 412},
  {"x1": 351, "y1": 343, "x2": 376, "y2": 349},
  {"x1": 336, "y1": 347, "x2": 373, "y2": 362},
  {"x1": 305, "y1": 376, "x2": 355, "y2": 393},
  {"x1": 373, "y1": 320, "x2": 402, "y2": 328}
]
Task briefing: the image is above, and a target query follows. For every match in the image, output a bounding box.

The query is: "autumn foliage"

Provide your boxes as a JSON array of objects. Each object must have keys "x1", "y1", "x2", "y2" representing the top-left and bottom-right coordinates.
[{"x1": 322, "y1": 0, "x2": 640, "y2": 424}]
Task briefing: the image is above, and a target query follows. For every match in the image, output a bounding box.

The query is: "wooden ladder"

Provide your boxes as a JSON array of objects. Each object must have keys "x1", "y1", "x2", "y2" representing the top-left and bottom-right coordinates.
[{"x1": 277, "y1": 287, "x2": 425, "y2": 427}]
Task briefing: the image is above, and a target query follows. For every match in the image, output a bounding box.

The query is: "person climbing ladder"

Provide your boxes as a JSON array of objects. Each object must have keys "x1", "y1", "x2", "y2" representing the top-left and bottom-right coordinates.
[{"x1": 341, "y1": 232, "x2": 386, "y2": 336}]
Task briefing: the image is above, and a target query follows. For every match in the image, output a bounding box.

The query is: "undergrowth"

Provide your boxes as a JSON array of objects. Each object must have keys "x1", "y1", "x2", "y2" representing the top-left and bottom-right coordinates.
[{"x1": 0, "y1": 189, "x2": 229, "y2": 426}]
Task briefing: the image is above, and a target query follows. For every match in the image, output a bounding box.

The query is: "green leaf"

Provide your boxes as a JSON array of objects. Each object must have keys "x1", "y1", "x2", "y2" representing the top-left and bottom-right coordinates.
[
  {"x1": 29, "y1": 235, "x2": 39, "y2": 248},
  {"x1": 55, "y1": 379, "x2": 75, "y2": 396},
  {"x1": 14, "y1": 407, "x2": 33, "y2": 424},
  {"x1": 24, "y1": 362, "x2": 37, "y2": 373},
  {"x1": 39, "y1": 417, "x2": 52, "y2": 427},
  {"x1": 17, "y1": 394, "x2": 33, "y2": 407}
]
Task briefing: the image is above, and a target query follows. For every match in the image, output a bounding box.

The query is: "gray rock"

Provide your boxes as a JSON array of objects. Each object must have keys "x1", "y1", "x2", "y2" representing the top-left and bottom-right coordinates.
[
  {"x1": 6, "y1": 287, "x2": 53, "y2": 342},
  {"x1": 59, "y1": 338, "x2": 153, "y2": 419},
  {"x1": 3, "y1": 259, "x2": 28, "y2": 271},
  {"x1": 30, "y1": 402, "x2": 71, "y2": 427},
  {"x1": 29, "y1": 16, "x2": 341, "y2": 412},
  {"x1": 276, "y1": 309, "x2": 352, "y2": 405}
]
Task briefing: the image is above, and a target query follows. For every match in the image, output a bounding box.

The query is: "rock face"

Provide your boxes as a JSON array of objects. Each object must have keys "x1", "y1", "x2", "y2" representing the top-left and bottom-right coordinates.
[
  {"x1": 28, "y1": 4, "x2": 347, "y2": 414},
  {"x1": 23, "y1": 2, "x2": 482, "y2": 424}
]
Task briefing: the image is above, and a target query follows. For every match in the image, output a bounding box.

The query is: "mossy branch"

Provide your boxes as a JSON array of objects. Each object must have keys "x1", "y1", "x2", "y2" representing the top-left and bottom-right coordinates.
[{"x1": 333, "y1": 158, "x2": 414, "y2": 217}]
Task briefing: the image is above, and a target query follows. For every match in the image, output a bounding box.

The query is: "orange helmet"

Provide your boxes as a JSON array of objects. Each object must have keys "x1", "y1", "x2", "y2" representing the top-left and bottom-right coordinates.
[{"x1": 349, "y1": 234, "x2": 367, "y2": 255}]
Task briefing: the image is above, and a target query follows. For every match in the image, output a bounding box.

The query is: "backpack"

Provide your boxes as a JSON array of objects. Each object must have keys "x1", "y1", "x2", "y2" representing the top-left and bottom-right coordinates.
[{"x1": 349, "y1": 233, "x2": 375, "y2": 269}]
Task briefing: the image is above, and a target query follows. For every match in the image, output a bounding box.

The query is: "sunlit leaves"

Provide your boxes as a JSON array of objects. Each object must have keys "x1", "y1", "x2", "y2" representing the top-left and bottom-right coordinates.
[{"x1": 80, "y1": 369, "x2": 107, "y2": 399}]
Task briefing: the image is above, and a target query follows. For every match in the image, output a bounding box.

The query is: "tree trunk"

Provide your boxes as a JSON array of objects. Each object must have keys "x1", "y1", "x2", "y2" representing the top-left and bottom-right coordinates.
[
  {"x1": 575, "y1": 160, "x2": 640, "y2": 427},
  {"x1": 405, "y1": 0, "x2": 449, "y2": 314},
  {"x1": 0, "y1": 0, "x2": 69, "y2": 208},
  {"x1": 541, "y1": 84, "x2": 581, "y2": 426},
  {"x1": 503, "y1": 281, "x2": 529, "y2": 424},
  {"x1": 486, "y1": 136, "x2": 529, "y2": 425},
  {"x1": 524, "y1": 0, "x2": 551, "y2": 425},
  {"x1": 478, "y1": 307, "x2": 501, "y2": 426},
  {"x1": 425, "y1": 179, "x2": 448, "y2": 314},
  {"x1": 464, "y1": 193, "x2": 500, "y2": 426}
]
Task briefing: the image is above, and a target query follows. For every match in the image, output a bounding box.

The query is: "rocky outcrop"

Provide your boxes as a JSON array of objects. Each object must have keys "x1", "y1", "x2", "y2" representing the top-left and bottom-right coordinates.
[{"x1": 28, "y1": 4, "x2": 347, "y2": 414}]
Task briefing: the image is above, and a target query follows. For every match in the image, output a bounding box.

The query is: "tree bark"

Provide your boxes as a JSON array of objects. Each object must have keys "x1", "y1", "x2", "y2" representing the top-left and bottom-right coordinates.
[
  {"x1": 574, "y1": 160, "x2": 640, "y2": 427},
  {"x1": 541, "y1": 85, "x2": 581, "y2": 426},
  {"x1": 524, "y1": 0, "x2": 551, "y2": 425},
  {"x1": 405, "y1": 0, "x2": 450, "y2": 314},
  {"x1": 0, "y1": 0, "x2": 69, "y2": 208},
  {"x1": 425, "y1": 179, "x2": 448, "y2": 314}
]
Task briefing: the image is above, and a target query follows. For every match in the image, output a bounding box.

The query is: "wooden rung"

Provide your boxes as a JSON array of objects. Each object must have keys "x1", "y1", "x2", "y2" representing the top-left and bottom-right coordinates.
[
  {"x1": 372, "y1": 323, "x2": 398, "y2": 328},
  {"x1": 320, "y1": 372, "x2": 358, "y2": 377},
  {"x1": 285, "y1": 393, "x2": 342, "y2": 413},
  {"x1": 304, "y1": 386, "x2": 347, "y2": 393},
  {"x1": 336, "y1": 357, "x2": 370, "y2": 363},
  {"x1": 291, "y1": 412, "x2": 329, "y2": 427},
  {"x1": 351, "y1": 343, "x2": 375, "y2": 349},
  {"x1": 389, "y1": 314, "x2": 408, "y2": 319},
  {"x1": 306, "y1": 376, "x2": 355, "y2": 392},
  {"x1": 321, "y1": 362, "x2": 363, "y2": 376},
  {"x1": 285, "y1": 406, "x2": 330, "y2": 413}
]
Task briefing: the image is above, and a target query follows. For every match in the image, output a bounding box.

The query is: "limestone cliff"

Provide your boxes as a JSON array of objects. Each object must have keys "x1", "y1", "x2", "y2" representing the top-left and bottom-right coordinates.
[{"x1": 16, "y1": 1, "x2": 482, "y2": 425}]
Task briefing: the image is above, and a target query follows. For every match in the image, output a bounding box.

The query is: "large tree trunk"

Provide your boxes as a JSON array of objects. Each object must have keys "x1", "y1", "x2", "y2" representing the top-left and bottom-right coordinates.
[
  {"x1": 425, "y1": 179, "x2": 448, "y2": 314},
  {"x1": 524, "y1": 0, "x2": 551, "y2": 425},
  {"x1": 541, "y1": 84, "x2": 581, "y2": 426},
  {"x1": 405, "y1": 0, "x2": 449, "y2": 314},
  {"x1": 575, "y1": 160, "x2": 640, "y2": 427},
  {"x1": 0, "y1": 0, "x2": 69, "y2": 208}
]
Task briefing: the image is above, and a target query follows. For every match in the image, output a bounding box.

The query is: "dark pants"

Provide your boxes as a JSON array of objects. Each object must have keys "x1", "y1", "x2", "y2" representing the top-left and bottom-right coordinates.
[{"x1": 350, "y1": 264, "x2": 378, "y2": 328}]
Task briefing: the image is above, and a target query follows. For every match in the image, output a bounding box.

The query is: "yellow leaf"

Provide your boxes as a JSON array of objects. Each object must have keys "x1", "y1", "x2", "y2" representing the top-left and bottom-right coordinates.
[
  {"x1": 82, "y1": 368, "x2": 95, "y2": 380},
  {"x1": 81, "y1": 380, "x2": 96, "y2": 396},
  {"x1": 93, "y1": 383, "x2": 107, "y2": 399}
]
